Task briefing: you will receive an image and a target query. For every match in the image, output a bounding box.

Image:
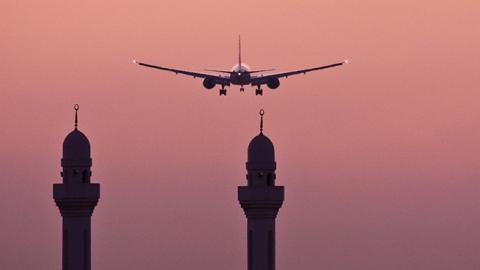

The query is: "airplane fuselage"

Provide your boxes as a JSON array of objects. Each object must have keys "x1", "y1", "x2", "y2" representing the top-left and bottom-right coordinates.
[
  {"x1": 229, "y1": 63, "x2": 252, "y2": 85},
  {"x1": 134, "y1": 36, "x2": 346, "y2": 96}
]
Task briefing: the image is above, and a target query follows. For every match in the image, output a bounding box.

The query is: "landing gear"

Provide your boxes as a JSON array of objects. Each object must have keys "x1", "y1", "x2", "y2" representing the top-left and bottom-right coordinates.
[
  {"x1": 219, "y1": 88, "x2": 227, "y2": 96},
  {"x1": 240, "y1": 86, "x2": 245, "y2": 92},
  {"x1": 255, "y1": 88, "x2": 263, "y2": 96}
]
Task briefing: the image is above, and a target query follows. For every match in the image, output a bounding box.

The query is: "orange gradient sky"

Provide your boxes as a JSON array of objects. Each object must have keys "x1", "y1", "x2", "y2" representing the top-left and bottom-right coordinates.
[{"x1": 2, "y1": 0, "x2": 480, "y2": 269}]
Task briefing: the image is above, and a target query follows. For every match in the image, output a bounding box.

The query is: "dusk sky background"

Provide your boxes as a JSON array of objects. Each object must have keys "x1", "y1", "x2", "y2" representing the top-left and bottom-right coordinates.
[{"x1": 2, "y1": 0, "x2": 480, "y2": 269}]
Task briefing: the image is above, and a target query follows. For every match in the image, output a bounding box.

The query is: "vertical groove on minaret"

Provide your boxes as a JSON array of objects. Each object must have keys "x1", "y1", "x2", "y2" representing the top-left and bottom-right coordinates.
[
  {"x1": 268, "y1": 230, "x2": 274, "y2": 270},
  {"x1": 84, "y1": 229, "x2": 88, "y2": 270},
  {"x1": 248, "y1": 230, "x2": 252, "y2": 270},
  {"x1": 63, "y1": 229, "x2": 68, "y2": 270}
]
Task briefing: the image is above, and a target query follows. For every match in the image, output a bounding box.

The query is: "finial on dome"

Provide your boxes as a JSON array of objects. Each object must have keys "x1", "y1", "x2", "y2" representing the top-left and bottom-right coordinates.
[
  {"x1": 74, "y1": 104, "x2": 79, "y2": 129},
  {"x1": 259, "y1": 109, "x2": 264, "y2": 134}
]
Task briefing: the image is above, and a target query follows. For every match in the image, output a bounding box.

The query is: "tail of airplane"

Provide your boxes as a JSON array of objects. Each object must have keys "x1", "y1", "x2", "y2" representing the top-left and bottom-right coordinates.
[{"x1": 238, "y1": 35, "x2": 242, "y2": 67}]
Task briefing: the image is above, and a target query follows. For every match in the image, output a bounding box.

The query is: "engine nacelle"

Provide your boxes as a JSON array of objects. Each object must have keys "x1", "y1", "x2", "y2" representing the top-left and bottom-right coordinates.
[
  {"x1": 266, "y1": 78, "x2": 280, "y2": 89},
  {"x1": 202, "y1": 78, "x2": 216, "y2": 89}
]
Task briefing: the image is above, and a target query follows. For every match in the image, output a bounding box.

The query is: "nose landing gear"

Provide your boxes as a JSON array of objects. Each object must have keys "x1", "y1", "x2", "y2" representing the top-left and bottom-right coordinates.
[
  {"x1": 219, "y1": 87, "x2": 227, "y2": 96},
  {"x1": 240, "y1": 86, "x2": 245, "y2": 92}
]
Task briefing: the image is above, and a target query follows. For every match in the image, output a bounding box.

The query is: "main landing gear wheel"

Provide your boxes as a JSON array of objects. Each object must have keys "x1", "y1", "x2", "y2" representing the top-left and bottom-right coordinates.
[
  {"x1": 240, "y1": 87, "x2": 245, "y2": 92},
  {"x1": 219, "y1": 89, "x2": 227, "y2": 96},
  {"x1": 255, "y1": 88, "x2": 263, "y2": 96}
]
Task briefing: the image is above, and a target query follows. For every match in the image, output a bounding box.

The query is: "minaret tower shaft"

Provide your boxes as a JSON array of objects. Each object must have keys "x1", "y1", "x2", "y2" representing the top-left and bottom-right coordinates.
[
  {"x1": 238, "y1": 110, "x2": 284, "y2": 270},
  {"x1": 53, "y1": 105, "x2": 100, "y2": 270}
]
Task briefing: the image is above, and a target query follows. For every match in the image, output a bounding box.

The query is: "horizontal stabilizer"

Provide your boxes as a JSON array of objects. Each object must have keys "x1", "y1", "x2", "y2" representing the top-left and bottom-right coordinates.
[
  {"x1": 205, "y1": 69, "x2": 233, "y2": 74},
  {"x1": 249, "y1": 69, "x2": 275, "y2": 73}
]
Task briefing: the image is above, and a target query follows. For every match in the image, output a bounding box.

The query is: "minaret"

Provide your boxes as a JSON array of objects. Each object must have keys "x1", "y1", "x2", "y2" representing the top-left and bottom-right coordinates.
[
  {"x1": 53, "y1": 104, "x2": 100, "y2": 270},
  {"x1": 238, "y1": 109, "x2": 285, "y2": 270}
]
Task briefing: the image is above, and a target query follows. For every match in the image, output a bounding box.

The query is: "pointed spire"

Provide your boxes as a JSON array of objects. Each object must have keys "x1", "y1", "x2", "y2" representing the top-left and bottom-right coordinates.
[
  {"x1": 74, "y1": 104, "x2": 79, "y2": 129},
  {"x1": 259, "y1": 109, "x2": 264, "y2": 134}
]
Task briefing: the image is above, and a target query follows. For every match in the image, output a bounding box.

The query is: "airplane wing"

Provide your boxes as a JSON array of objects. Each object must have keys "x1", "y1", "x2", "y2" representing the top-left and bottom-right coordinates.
[
  {"x1": 250, "y1": 60, "x2": 347, "y2": 85},
  {"x1": 134, "y1": 60, "x2": 231, "y2": 85}
]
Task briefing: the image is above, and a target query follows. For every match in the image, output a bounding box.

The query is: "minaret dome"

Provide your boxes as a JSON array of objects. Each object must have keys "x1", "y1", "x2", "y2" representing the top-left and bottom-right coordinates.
[
  {"x1": 62, "y1": 104, "x2": 90, "y2": 161},
  {"x1": 246, "y1": 109, "x2": 276, "y2": 171},
  {"x1": 63, "y1": 129, "x2": 90, "y2": 160}
]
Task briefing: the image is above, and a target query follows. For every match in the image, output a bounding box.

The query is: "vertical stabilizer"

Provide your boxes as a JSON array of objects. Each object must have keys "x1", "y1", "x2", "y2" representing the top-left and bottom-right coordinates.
[{"x1": 238, "y1": 35, "x2": 242, "y2": 67}]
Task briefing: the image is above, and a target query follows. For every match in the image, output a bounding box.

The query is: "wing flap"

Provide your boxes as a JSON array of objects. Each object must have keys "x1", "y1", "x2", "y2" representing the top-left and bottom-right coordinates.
[
  {"x1": 134, "y1": 60, "x2": 231, "y2": 85},
  {"x1": 251, "y1": 60, "x2": 347, "y2": 85}
]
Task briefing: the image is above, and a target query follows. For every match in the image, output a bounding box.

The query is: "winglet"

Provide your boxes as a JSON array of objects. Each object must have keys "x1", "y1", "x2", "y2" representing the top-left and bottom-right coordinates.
[
  {"x1": 133, "y1": 59, "x2": 137, "y2": 64},
  {"x1": 344, "y1": 59, "x2": 349, "y2": 64}
]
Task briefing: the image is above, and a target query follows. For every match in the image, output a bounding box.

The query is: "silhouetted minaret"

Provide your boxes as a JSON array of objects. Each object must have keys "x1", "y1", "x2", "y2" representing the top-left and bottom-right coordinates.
[
  {"x1": 238, "y1": 109, "x2": 284, "y2": 270},
  {"x1": 53, "y1": 105, "x2": 100, "y2": 270}
]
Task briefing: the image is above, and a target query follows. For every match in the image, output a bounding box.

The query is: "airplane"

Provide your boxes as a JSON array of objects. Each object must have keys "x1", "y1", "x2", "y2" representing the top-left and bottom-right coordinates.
[{"x1": 133, "y1": 37, "x2": 347, "y2": 96}]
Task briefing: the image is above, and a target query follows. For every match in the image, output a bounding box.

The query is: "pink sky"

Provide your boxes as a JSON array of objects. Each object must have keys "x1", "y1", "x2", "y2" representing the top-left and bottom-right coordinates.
[{"x1": 2, "y1": 0, "x2": 480, "y2": 269}]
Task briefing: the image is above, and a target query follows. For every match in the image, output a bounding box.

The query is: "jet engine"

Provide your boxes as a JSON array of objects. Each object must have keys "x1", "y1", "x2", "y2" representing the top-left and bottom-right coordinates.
[
  {"x1": 202, "y1": 78, "x2": 216, "y2": 89},
  {"x1": 266, "y1": 78, "x2": 280, "y2": 89}
]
